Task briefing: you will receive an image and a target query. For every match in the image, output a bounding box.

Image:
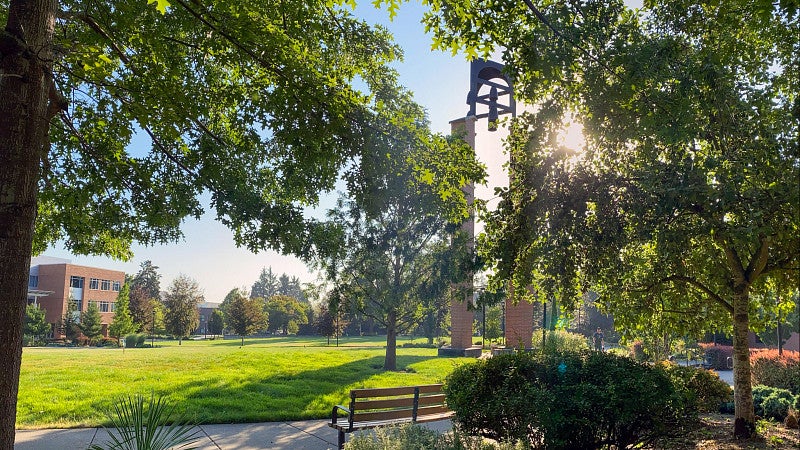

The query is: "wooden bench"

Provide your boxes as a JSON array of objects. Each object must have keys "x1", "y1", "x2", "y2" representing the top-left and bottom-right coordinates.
[{"x1": 329, "y1": 384, "x2": 453, "y2": 449}]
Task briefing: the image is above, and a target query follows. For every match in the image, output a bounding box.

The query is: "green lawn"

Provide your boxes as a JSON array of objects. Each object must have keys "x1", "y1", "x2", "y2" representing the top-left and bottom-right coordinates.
[{"x1": 17, "y1": 336, "x2": 472, "y2": 429}]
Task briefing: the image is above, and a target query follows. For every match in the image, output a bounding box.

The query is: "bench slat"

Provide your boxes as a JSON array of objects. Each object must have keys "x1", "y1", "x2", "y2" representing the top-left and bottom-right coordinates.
[
  {"x1": 351, "y1": 384, "x2": 443, "y2": 398},
  {"x1": 354, "y1": 397, "x2": 416, "y2": 410},
  {"x1": 416, "y1": 405, "x2": 451, "y2": 416},
  {"x1": 353, "y1": 407, "x2": 415, "y2": 423}
]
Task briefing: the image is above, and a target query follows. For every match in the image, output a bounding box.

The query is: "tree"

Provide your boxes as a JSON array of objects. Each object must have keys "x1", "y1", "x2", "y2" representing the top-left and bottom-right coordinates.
[
  {"x1": 109, "y1": 282, "x2": 137, "y2": 342},
  {"x1": 208, "y1": 309, "x2": 224, "y2": 336},
  {"x1": 128, "y1": 283, "x2": 155, "y2": 332},
  {"x1": 225, "y1": 291, "x2": 268, "y2": 346},
  {"x1": 250, "y1": 268, "x2": 279, "y2": 300},
  {"x1": 79, "y1": 303, "x2": 104, "y2": 344},
  {"x1": 265, "y1": 295, "x2": 309, "y2": 335},
  {"x1": 318, "y1": 95, "x2": 482, "y2": 369},
  {"x1": 163, "y1": 274, "x2": 202, "y2": 345},
  {"x1": 0, "y1": 0, "x2": 445, "y2": 443},
  {"x1": 23, "y1": 304, "x2": 49, "y2": 346},
  {"x1": 425, "y1": 0, "x2": 799, "y2": 437},
  {"x1": 59, "y1": 300, "x2": 80, "y2": 344},
  {"x1": 131, "y1": 261, "x2": 162, "y2": 301}
]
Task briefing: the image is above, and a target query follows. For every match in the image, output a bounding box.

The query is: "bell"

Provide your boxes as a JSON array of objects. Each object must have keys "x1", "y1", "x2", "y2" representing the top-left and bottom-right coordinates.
[{"x1": 488, "y1": 87, "x2": 499, "y2": 131}]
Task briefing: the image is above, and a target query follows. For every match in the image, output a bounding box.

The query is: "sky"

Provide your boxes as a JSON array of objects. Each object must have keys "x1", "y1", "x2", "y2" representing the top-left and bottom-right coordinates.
[{"x1": 43, "y1": 1, "x2": 639, "y2": 303}]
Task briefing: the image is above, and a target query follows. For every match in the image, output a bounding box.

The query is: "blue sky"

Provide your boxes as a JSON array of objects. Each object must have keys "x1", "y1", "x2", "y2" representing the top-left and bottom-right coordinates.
[{"x1": 45, "y1": 1, "x2": 640, "y2": 303}]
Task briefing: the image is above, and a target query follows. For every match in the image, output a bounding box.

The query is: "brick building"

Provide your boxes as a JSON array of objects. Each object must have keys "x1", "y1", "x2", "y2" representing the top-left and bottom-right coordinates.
[{"x1": 28, "y1": 256, "x2": 126, "y2": 338}]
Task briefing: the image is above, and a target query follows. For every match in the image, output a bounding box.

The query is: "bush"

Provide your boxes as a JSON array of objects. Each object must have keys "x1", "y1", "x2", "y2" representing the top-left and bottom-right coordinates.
[
  {"x1": 752, "y1": 385, "x2": 796, "y2": 419},
  {"x1": 445, "y1": 351, "x2": 684, "y2": 449},
  {"x1": 531, "y1": 330, "x2": 589, "y2": 355},
  {"x1": 699, "y1": 344, "x2": 733, "y2": 370},
  {"x1": 400, "y1": 342, "x2": 437, "y2": 349},
  {"x1": 750, "y1": 349, "x2": 799, "y2": 394},
  {"x1": 124, "y1": 334, "x2": 138, "y2": 348},
  {"x1": 344, "y1": 423, "x2": 523, "y2": 450},
  {"x1": 762, "y1": 395, "x2": 792, "y2": 421},
  {"x1": 658, "y1": 363, "x2": 733, "y2": 413},
  {"x1": 136, "y1": 334, "x2": 147, "y2": 348}
]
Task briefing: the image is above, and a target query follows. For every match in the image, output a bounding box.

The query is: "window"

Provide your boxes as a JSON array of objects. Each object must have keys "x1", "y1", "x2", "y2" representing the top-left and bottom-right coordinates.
[
  {"x1": 28, "y1": 275, "x2": 38, "y2": 288},
  {"x1": 89, "y1": 278, "x2": 99, "y2": 290},
  {"x1": 98, "y1": 301, "x2": 110, "y2": 313},
  {"x1": 101, "y1": 279, "x2": 111, "y2": 291},
  {"x1": 69, "y1": 276, "x2": 84, "y2": 288},
  {"x1": 72, "y1": 299, "x2": 82, "y2": 311},
  {"x1": 112, "y1": 281, "x2": 121, "y2": 292}
]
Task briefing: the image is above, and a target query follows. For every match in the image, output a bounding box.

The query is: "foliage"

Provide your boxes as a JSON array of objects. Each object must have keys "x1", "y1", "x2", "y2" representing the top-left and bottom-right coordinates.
[
  {"x1": 23, "y1": 304, "x2": 49, "y2": 346},
  {"x1": 250, "y1": 267, "x2": 279, "y2": 300},
  {"x1": 109, "y1": 282, "x2": 137, "y2": 340},
  {"x1": 700, "y1": 344, "x2": 734, "y2": 371},
  {"x1": 207, "y1": 310, "x2": 224, "y2": 336},
  {"x1": 124, "y1": 334, "x2": 141, "y2": 349},
  {"x1": 426, "y1": 0, "x2": 799, "y2": 435},
  {"x1": 761, "y1": 395, "x2": 793, "y2": 422},
  {"x1": 344, "y1": 423, "x2": 526, "y2": 450},
  {"x1": 129, "y1": 284, "x2": 155, "y2": 333},
  {"x1": 59, "y1": 300, "x2": 80, "y2": 343},
  {"x1": 264, "y1": 295, "x2": 308, "y2": 335},
  {"x1": 657, "y1": 363, "x2": 733, "y2": 413},
  {"x1": 482, "y1": 306, "x2": 503, "y2": 344},
  {"x1": 79, "y1": 303, "x2": 104, "y2": 344},
  {"x1": 445, "y1": 351, "x2": 684, "y2": 448},
  {"x1": 162, "y1": 275, "x2": 202, "y2": 344},
  {"x1": 130, "y1": 261, "x2": 162, "y2": 301},
  {"x1": 224, "y1": 290, "x2": 268, "y2": 345},
  {"x1": 530, "y1": 330, "x2": 588, "y2": 355},
  {"x1": 752, "y1": 385, "x2": 796, "y2": 418},
  {"x1": 136, "y1": 334, "x2": 147, "y2": 348},
  {"x1": 749, "y1": 349, "x2": 800, "y2": 394},
  {"x1": 314, "y1": 303, "x2": 347, "y2": 344},
  {"x1": 318, "y1": 105, "x2": 482, "y2": 369},
  {"x1": 88, "y1": 393, "x2": 199, "y2": 450}
]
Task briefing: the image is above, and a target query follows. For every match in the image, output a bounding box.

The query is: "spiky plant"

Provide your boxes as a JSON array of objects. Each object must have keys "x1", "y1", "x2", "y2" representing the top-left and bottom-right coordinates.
[{"x1": 89, "y1": 393, "x2": 199, "y2": 450}]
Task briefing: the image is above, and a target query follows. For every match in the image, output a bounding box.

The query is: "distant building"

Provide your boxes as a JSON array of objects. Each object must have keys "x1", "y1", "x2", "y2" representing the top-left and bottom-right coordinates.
[
  {"x1": 28, "y1": 256, "x2": 126, "y2": 339},
  {"x1": 196, "y1": 302, "x2": 220, "y2": 335}
]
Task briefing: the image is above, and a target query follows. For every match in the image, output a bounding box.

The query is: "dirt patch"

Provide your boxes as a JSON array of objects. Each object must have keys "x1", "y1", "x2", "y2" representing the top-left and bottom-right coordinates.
[{"x1": 651, "y1": 414, "x2": 799, "y2": 449}]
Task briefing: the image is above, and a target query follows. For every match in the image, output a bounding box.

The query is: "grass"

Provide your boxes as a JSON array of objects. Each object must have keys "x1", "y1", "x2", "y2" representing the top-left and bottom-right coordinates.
[{"x1": 17, "y1": 335, "x2": 471, "y2": 429}]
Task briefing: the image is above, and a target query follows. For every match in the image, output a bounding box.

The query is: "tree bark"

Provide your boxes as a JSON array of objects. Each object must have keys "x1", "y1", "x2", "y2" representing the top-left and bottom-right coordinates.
[
  {"x1": 732, "y1": 286, "x2": 755, "y2": 439},
  {"x1": 1, "y1": 0, "x2": 58, "y2": 446},
  {"x1": 384, "y1": 310, "x2": 397, "y2": 371}
]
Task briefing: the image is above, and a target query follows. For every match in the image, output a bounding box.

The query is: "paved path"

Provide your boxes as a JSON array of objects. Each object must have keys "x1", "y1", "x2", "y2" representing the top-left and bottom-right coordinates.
[{"x1": 15, "y1": 419, "x2": 453, "y2": 450}]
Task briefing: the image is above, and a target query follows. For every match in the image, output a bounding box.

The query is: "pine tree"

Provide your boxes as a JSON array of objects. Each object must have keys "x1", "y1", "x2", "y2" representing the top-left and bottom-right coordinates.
[{"x1": 109, "y1": 282, "x2": 137, "y2": 344}]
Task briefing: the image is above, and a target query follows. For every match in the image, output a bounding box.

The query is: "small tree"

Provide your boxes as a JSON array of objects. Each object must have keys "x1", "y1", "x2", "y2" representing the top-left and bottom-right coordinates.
[
  {"x1": 225, "y1": 292, "x2": 268, "y2": 346},
  {"x1": 79, "y1": 303, "x2": 104, "y2": 345},
  {"x1": 23, "y1": 304, "x2": 49, "y2": 346},
  {"x1": 60, "y1": 300, "x2": 80, "y2": 344},
  {"x1": 109, "y1": 282, "x2": 137, "y2": 344},
  {"x1": 315, "y1": 303, "x2": 347, "y2": 345},
  {"x1": 163, "y1": 275, "x2": 202, "y2": 345},
  {"x1": 208, "y1": 310, "x2": 224, "y2": 336},
  {"x1": 265, "y1": 295, "x2": 308, "y2": 335}
]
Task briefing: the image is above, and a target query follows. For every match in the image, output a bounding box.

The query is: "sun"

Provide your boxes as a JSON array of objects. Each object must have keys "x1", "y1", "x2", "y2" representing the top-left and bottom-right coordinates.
[{"x1": 557, "y1": 120, "x2": 586, "y2": 153}]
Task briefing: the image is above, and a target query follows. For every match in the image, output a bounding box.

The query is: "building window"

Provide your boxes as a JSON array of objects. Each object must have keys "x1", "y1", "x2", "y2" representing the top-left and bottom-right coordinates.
[
  {"x1": 101, "y1": 279, "x2": 111, "y2": 291},
  {"x1": 90, "y1": 278, "x2": 99, "y2": 290},
  {"x1": 112, "y1": 281, "x2": 121, "y2": 292},
  {"x1": 98, "y1": 301, "x2": 110, "y2": 313},
  {"x1": 72, "y1": 299, "x2": 82, "y2": 312},
  {"x1": 70, "y1": 276, "x2": 84, "y2": 289},
  {"x1": 28, "y1": 275, "x2": 38, "y2": 288}
]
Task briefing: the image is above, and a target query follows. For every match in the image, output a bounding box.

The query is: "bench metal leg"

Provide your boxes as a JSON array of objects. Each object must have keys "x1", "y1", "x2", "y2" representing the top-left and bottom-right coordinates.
[{"x1": 338, "y1": 430, "x2": 345, "y2": 449}]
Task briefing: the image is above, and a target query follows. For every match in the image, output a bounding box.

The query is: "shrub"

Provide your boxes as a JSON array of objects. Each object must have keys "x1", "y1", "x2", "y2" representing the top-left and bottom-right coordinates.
[
  {"x1": 699, "y1": 344, "x2": 733, "y2": 370},
  {"x1": 750, "y1": 349, "x2": 799, "y2": 394},
  {"x1": 762, "y1": 395, "x2": 793, "y2": 421},
  {"x1": 136, "y1": 334, "x2": 147, "y2": 348},
  {"x1": 531, "y1": 330, "x2": 589, "y2": 355},
  {"x1": 445, "y1": 351, "x2": 684, "y2": 449},
  {"x1": 752, "y1": 385, "x2": 796, "y2": 418},
  {"x1": 658, "y1": 363, "x2": 732, "y2": 413},
  {"x1": 124, "y1": 334, "x2": 138, "y2": 348},
  {"x1": 344, "y1": 423, "x2": 524, "y2": 450}
]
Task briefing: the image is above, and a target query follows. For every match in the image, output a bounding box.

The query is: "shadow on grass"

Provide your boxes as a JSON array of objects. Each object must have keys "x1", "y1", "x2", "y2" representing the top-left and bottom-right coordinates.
[{"x1": 155, "y1": 354, "x2": 435, "y2": 425}]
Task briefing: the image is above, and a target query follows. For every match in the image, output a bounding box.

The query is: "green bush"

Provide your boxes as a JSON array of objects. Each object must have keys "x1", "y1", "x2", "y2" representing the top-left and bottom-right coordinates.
[
  {"x1": 531, "y1": 330, "x2": 589, "y2": 355},
  {"x1": 762, "y1": 395, "x2": 792, "y2": 421},
  {"x1": 444, "y1": 351, "x2": 684, "y2": 449},
  {"x1": 124, "y1": 334, "x2": 138, "y2": 348},
  {"x1": 136, "y1": 334, "x2": 147, "y2": 347},
  {"x1": 753, "y1": 385, "x2": 796, "y2": 419},
  {"x1": 658, "y1": 363, "x2": 732, "y2": 413}
]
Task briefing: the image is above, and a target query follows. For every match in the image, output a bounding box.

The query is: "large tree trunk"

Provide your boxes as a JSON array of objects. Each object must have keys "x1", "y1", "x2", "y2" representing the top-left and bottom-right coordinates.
[
  {"x1": 384, "y1": 310, "x2": 397, "y2": 371},
  {"x1": 732, "y1": 287, "x2": 755, "y2": 439},
  {"x1": 1, "y1": 0, "x2": 58, "y2": 447}
]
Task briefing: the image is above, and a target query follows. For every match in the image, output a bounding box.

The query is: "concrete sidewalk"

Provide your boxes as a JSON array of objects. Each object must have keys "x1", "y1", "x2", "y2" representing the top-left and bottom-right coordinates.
[{"x1": 15, "y1": 419, "x2": 453, "y2": 450}]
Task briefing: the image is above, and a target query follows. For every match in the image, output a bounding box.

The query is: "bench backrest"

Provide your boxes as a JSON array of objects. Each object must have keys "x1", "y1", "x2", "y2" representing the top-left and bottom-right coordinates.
[{"x1": 349, "y1": 384, "x2": 448, "y2": 423}]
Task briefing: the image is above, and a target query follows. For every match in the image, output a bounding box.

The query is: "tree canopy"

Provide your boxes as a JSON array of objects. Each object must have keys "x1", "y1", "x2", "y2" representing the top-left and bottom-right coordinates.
[
  {"x1": 162, "y1": 274, "x2": 202, "y2": 344},
  {"x1": 425, "y1": 0, "x2": 798, "y2": 437}
]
